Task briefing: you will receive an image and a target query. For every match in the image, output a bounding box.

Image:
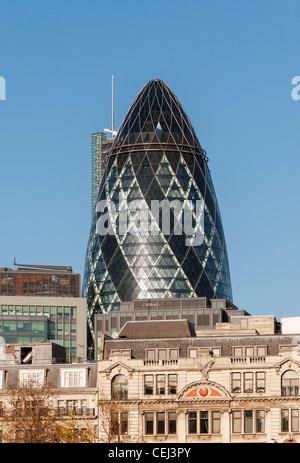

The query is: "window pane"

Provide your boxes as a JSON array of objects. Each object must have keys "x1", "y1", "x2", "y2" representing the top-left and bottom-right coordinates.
[
  {"x1": 189, "y1": 348, "x2": 197, "y2": 358},
  {"x1": 145, "y1": 412, "x2": 154, "y2": 435},
  {"x1": 158, "y1": 350, "x2": 167, "y2": 359},
  {"x1": 168, "y1": 412, "x2": 176, "y2": 434},
  {"x1": 291, "y1": 409, "x2": 299, "y2": 432},
  {"x1": 156, "y1": 375, "x2": 165, "y2": 394},
  {"x1": 256, "y1": 410, "x2": 265, "y2": 433},
  {"x1": 244, "y1": 372, "x2": 253, "y2": 393},
  {"x1": 232, "y1": 373, "x2": 241, "y2": 393},
  {"x1": 232, "y1": 411, "x2": 241, "y2": 433},
  {"x1": 146, "y1": 350, "x2": 155, "y2": 360},
  {"x1": 111, "y1": 375, "x2": 128, "y2": 400},
  {"x1": 200, "y1": 411, "x2": 209, "y2": 434},
  {"x1": 111, "y1": 413, "x2": 119, "y2": 435},
  {"x1": 189, "y1": 412, "x2": 197, "y2": 434},
  {"x1": 121, "y1": 412, "x2": 128, "y2": 435},
  {"x1": 234, "y1": 347, "x2": 242, "y2": 357},
  {"x1": 212, "y1": 411, "x2": 220, "y2": 434},
  {"x1": 281, "y1": 409, "x2": 289, "y2": 432},
  {"x1": 144, "y1": 375, "x2": 154, "y2": 395},
  {"x1": 256, "y1": 372, "x2": 265, "y2": 392},
  {"x1": 168, "y1": 375, "x2": 177, "y2": 394},
  {"x1": 257, "y1": 346, "x2": 266, "y2": 356},
  {"x1": 169, "y1": 349, "x2": 178, "y2": 359},
  {"x1": 244, "y1": 410, "x2": 253, "y2": 433},
  {"x1": 157, "y1": 412, "x2": 165, "y2": 434},
  {"x1": 246, "y1": 347, "x2": 254, "y2": 357}
]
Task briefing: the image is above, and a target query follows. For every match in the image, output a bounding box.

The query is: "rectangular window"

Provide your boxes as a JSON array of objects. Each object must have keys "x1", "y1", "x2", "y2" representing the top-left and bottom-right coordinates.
[
  {"x1": 211, "y1": 348, "x2": 221, "y2": 357},
  {"x1": 156, "y1": 375, "x2": 166, "y2": 394},
  {"x1": 144, "y1": 375, "x2": 154, "y2": 395},
  {"x1": 157, "y1": 412, "x2": 165, "y2": 434},
  {"x1": 257, "y1": 346, "x2": 266, "y2": 357},
  {"x1": 189, "y1": 348, "x2": 197, "y2": 358},
  {"x1": 244, "y1": 372, "x2": 253, "y2": 393},
  {"x1": 158, "y1": 349, "x2": 167, "y2": 360},
  {"x1": 212, "y1": 411, "x2": 221, "y2": 434},
  {"x1": 146, "y1": 350, "x2": 155, "y2": 360},
  {"x1": 200, "y1": 411, "x2": 209, "y2": 434},
  {"x1": 188, "y1": 412, "x2": 197, "y2": 434},
  {"x1": 58, "y1": 400, "x2": 65, "y2": 416},
  {"x1": 121, "y1": 412, "x2": 128, "y2": 435},
  {"x1": 246, "y1": 347, "x2": 254, "y2": 357},
  {"x1": 232, "y1": 410, "x2": 242, "y2": 433},
  {"x1": 145, "y1": 412, "x2": 154, "y2": 435},
  {"x1": 169, "y1": 349, "x2": 178, "y2": 359},
  {"x1": 256, "y1": 410, "x2": 265, "y2": 433},
  {"x1": 168, "y1": 412, "x2": 177, "y2": 434},
  {"x1": 232, "y1": 372, "x2": 241, "y2": 393},
  {"x1": 281, "y1": 409, "x2": 289, "y2": 432},
  {"x1": 233, "y1": 347, "x2": 243, "y2": 357},
  {"x1": 19, "y1": 370, "x2": 44, "y2": 387},
  {"x1": 256, "y1": 372, "x2": 266, "y2": 392},
  {"x1": 67, "y1": 400, "x2": 79, "y2": 413},
  {"x1": 168, "y1": 374, "x2": 177, "y2": 394},
  {"x1": 291, "y1": 409, "x2": 299, "y2": 433},
  {"x1": 111, "y1": 413, "x2": 119, "y2": 436},
  {"x1": 244, "y1": 410, "x2": 253, "y2": 434},
  {"x1": 61, "y1": 369, "x2": 86, "y2": 388}
]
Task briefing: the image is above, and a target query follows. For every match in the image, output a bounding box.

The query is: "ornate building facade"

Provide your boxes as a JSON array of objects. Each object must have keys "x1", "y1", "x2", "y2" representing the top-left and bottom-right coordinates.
[{"x1": 97, "y1": 315, "x2": 300, "y2": 443}]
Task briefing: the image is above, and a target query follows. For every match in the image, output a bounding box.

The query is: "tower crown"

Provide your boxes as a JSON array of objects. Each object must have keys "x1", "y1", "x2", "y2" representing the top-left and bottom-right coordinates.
[{"x1": 113, "y1": 79, "x2": 201, "y2": 150}]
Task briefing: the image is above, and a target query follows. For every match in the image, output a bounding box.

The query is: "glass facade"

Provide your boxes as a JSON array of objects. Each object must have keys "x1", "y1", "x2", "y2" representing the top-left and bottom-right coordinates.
[
  {"x1": 91, "y1": 132, "x2": 107, "y2": 215},
  {"x1": 83, "y1": 79, "x2": 233, "y2": 335},
  {"x1": 0, "y1": 317, "x2": 47, "y2": 344},
  {"x1": 0, "y1": 271, "x2": 80, "y2": 297},
  {"x1": 0, "y1": 304, "x2": 77, "y2": 362}
]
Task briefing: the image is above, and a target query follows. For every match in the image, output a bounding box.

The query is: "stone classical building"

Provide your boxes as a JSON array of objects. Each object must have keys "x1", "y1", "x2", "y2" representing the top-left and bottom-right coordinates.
[
  {"x1": 0, "y1": 342, "x2": 98, "y2": 441},
  {"x1": 98, "y1": 315, "x2": 300, "y2": 443}
]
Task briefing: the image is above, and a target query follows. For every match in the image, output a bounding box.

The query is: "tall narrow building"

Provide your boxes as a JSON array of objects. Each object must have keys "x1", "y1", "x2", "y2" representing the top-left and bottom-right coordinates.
[{"x1": 83, "y1": 79, "x2": 233, "y2": 336}]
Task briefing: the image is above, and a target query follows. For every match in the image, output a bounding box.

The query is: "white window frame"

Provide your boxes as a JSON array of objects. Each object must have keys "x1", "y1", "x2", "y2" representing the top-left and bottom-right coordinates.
[
  {"x1": 60, "y1": 368, "x2": 86, "y2": 388},
  {"x1": 19, "y1": 369, "x2": 44, "y2": 387}
]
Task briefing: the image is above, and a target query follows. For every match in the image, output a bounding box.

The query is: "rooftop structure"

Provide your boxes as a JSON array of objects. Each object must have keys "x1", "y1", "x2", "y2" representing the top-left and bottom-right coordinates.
[{"x1": 0, "y1": 262, "x2": 80, "y2": 298}]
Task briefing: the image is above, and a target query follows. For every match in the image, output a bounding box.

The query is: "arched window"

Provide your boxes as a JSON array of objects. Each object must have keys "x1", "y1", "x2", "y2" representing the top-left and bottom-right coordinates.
[
  {"x1": 111, "y1": 374, "x2": 128, "y2": 400},
  {"x1": 281, "y1": 370, "x2": 299, "y2": 396}
]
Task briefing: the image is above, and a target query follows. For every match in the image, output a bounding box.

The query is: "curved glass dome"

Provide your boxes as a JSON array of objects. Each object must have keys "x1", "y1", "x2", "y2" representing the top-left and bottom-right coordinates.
[{"x1": 83, "y1": 79, "x2": 233, "y2": 334}]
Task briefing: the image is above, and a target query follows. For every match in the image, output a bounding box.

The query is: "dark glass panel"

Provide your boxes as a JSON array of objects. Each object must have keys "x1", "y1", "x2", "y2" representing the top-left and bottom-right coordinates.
[
  {"x1": 195, "y1": 271, "x2": 214, "y2": 299},
  {"x1": 182, "y1": 247, "x2": 203, "y2": 288}
]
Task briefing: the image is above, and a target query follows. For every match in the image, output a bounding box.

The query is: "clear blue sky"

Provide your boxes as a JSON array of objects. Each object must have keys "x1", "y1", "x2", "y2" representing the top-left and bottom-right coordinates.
[{"x1": 0, "y1": 0, "x2": 299, "y2": 320}]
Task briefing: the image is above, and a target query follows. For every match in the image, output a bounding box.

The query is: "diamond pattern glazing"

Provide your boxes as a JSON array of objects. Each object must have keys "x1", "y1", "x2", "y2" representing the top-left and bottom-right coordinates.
[{"x1": 83, "y1": 80, "x2": 233, "y2": 334}]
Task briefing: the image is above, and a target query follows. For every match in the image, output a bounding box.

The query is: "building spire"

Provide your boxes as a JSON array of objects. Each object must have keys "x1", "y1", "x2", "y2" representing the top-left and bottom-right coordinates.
[{"x1": 104, "y1": 76, "x2": 117, "y2": 139}]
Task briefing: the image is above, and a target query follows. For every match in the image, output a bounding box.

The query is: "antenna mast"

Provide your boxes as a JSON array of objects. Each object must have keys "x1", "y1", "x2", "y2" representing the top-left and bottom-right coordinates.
[
  {"x1": 112, "y1": 75, "x2": 114, "y2": 139},
  {"x1": 104, "y1": 76, "x2": 117, "y2": 139}
]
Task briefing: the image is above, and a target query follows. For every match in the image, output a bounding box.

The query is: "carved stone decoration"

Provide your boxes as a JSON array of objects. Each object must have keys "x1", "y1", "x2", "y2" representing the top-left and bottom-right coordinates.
[
  {"x1": 275, "y1": 358, "x2": 300, "y2": 375},
  {"x1": 194, "y1": 360, "x2": 215, "y2": 380},
  {"x1": 177, "y1": 380, "x2": 231, "y2": 400},
  {"x1": 100, "y1": 361, "x2": 135, "y2": 379}
]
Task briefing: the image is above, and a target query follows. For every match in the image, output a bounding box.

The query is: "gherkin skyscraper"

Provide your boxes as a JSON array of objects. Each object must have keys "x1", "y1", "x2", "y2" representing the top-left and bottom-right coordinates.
[{"x1": 83, "y1": 79, "x2": 233, "y2": 335}]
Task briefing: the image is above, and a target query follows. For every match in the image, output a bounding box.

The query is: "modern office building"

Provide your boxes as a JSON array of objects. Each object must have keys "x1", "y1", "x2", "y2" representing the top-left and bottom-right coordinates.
[
  {"x1": 0, "y1": 264, "x2": 87, "y2": 362},
  {"x1": 97, "y1": 315, "x2": 300, "y2": 443},
  {"x1": 83, "y1": 79, "x2": 233, "y2": 338},
  {"x1": 91, "y1": 133, "x2": 114, "y2": 215}
]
